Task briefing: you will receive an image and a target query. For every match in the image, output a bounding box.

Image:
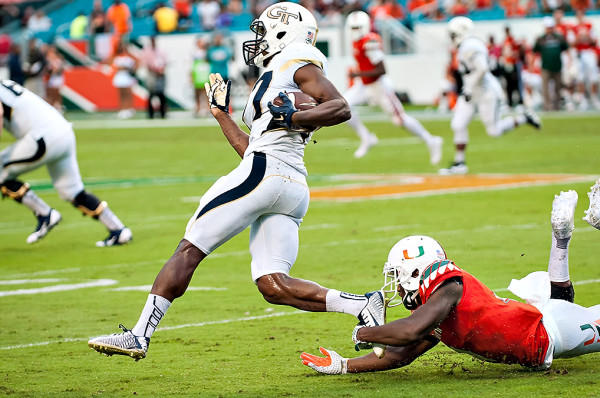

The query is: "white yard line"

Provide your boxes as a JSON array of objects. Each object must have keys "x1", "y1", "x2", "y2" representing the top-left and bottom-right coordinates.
[
  {"x1": 0, "y1": 279, "x2": 117, "y2": 297},
  {"x1": 0, "y1": 310, "x2": 306, "y2": 351}
]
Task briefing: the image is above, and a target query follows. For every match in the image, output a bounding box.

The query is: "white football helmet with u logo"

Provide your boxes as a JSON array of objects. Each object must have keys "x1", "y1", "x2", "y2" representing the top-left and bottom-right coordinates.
[
  {"x1": 382, "y1": 235, "x2": 447, "y2": 308},
  {"x1": 243, "y1": 2, "x2": 318, "y2": 67},
  {"x1": 345, "y1": 11, "x2": 371, "y2": 42}
]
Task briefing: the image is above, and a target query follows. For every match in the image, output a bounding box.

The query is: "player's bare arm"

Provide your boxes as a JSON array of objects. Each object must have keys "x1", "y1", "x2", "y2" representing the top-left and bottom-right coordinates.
[
  {"x1": 205, "y1": 73, "x2": 249, "y2": 158},
  {"x1": 357, "y1": 280, "x2": 463, "y2": 347},
  {"x1": 291, "y1": 64, "x2": 351, "y2": 127},
  {"x1": 350, "y1": 61, "x2": 385, "y2": 79},
  {"x1": 347, "y1": 339, "x2": 438, "y2": 373}
]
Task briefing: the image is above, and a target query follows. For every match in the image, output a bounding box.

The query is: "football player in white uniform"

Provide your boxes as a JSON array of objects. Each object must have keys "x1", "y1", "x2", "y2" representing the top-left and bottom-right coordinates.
[
  {"x1": 88, "y1": 2, "x2": 386, "y2": 361},
  {"x1": 344, "y1": 11, "x2": 443, "y2": 163},
  {"x1": 0, "y1": 79, "x2": 132, "y2": 246},
  {"x1": 440, "y1": 17, "x2": 542, "y2": 175}
]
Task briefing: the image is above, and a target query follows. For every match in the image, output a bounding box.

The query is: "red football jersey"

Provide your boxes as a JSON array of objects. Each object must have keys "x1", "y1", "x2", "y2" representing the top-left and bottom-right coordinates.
[
  {"x1": 418, "y1": 260, "x2": 549, "y2": 368},
  {"x1": 352, "y1": 32, "x2": 384, "y2": 85}
]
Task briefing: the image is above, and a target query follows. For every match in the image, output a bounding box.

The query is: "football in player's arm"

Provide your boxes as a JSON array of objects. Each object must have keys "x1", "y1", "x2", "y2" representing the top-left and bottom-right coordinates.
[{"x1": 302, "y1": 186, "x2": 600, "y2": 374}]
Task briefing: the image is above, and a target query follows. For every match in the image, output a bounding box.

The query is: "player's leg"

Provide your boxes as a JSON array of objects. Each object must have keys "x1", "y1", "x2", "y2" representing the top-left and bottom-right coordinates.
[
  {"x1": 480, "y1": 87, "x2": 540, "y2": 139},
  {"x1": 548, "y1": 190, "x2": 578, "y2": 302},
  {"x1": 0, "y1": 135, "x2": 63, "y2": 243},
  {"x1": 439, "y1": 96, "x2": 474, "y2": 175},
  {"x1": 45, "y1": 136, "x2": 132, "y2": 246},
  {"x1": 583, "y1": 178, "x2": 600, "y2": 229},
  {"x1": 88, "y1": 152, "x2": 278, "y2": 358},
  {"x1": 345, "y1": 82, "x2": 378, "y2": 158},
  {"x1": 375, "y1": 76, "x2": 443, "y2": 166}
]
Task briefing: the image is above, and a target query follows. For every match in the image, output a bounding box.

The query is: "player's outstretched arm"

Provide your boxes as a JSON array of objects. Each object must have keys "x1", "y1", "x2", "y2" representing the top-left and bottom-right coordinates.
[
  {"x1": 301, "y1": 340, "x2": 437, "y2": 374},
  {"x1": 292, "y1": 64, "x2": 351, "y2": 127},
  {"x1": 356, "y1": 280, "x2": 462, "y2": 348},
  {"x1": 205, "y1": 73, "x2": 249, "y2": 158}
]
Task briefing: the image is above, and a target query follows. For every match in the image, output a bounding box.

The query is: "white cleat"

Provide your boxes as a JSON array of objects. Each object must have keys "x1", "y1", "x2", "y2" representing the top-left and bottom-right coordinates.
[
  {"x1": 551, "y1": 190, "x2": 578, "y2": 239},
  {"x1": 439, "y1": 161, "x2": 468, "y2": 175},
  {"x1": 583, "y1": 179, "x2": 600, "y2": 230},
  {"x1": 88, "y1": 324, "x2": 149, "y2": 361},
  {"x1": 427, "y1": 136, "x2": 444, "y2": 166},
  {"x1": 524, "y1": 109, "x2": 542, "y2": 129},
  {"x1": 26, "y1": 209, "x2": 62, "y2": 244},
  {"x1": 358, "y1": 290, "x2": 386, "y2": 358},
  {"x1": 96, "y1": 227, "x2": 133, "y2": 247},
  {"x1": 354, "y1": 133, "x2": 378, "y2": 159}
]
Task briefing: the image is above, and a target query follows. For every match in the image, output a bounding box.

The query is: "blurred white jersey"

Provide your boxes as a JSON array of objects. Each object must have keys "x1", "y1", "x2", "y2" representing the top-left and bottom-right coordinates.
[
  {"x1": 242, "y1": 43, "x2": 328, "y2": 176},
  {"x1": 457, "y1": 37, "x2": 504, "y2": 101},
  {"x1": 0, "y1": 79, "x2": 70, "y2": 140},
  {"x1": 0, "y1": 79, "x2": 83, "y2": 200}
]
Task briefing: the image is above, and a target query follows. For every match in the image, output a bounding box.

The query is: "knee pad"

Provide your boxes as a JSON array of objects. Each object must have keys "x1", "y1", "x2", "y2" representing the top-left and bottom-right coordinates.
[
  {"x1": 1, "y1": 180, "x2": 30, "y2": 202},
  {"x1": 72, "y1": 190, "x2": 106, "y2": 218},
  {"x1": 550, "y1": 282, "x2": 575, "y2": 303}
]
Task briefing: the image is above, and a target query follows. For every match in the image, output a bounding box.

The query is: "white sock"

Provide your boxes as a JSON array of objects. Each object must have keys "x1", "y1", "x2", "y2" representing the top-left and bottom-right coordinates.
[
  {"x1": 498, "y1": 117, "x2": 517, "y2": 135},
  {"x1": 402, "y1": 114, "x2": 433, "y2": 143},
  {"x1": 325, "y1": 289, "x2": 367, "y2": 316},
  {"x1": 347, "y1": 113, "x2": 371, "y2": 142},
  {"x1": 454, "y1": 149, "x2": 466, "y2": 163},
  {"x1": 548, "y1": 233, "x2": 571, "y2": 282},
  {"x1": 21, "y1": 190, "x2": 51, "y2": 216},
  {"x1": 98, "y1": 206, "x2": 125, "y2": 231},
  {"x1": 132, "y1": 294, "x2": 172, "y2": 338},
  {"x1": 514, "y1": 114, "x2": 526, "y2": 125}
]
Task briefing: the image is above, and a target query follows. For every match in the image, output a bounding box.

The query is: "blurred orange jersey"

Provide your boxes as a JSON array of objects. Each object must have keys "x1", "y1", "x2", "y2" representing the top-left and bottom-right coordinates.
[
  {"x1": 419, "y1": 260, "x2": 550, "y2": 368},
  {"x1": 352, "y1": 32, "x2": 384, "y2": 85}
]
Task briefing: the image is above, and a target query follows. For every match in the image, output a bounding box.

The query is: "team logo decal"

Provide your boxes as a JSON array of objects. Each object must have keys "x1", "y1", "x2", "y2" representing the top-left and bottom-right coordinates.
[
  {"x1": 403, "y1": 246, "x2": 425, "y2": 260},
  {"x1": 267, "y1": 6, "x2": 299, "y2": 24},
  {"x1": 580, "y1": 319, "x2": 600, "y2": 346}
]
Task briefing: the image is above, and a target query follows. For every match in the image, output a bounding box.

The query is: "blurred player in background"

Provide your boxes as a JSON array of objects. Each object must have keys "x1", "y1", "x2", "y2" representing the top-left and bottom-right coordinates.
[
  {"x1": 0, "y1": 79, "x2": 132, "y2": 246},
  {"x1": 572, "y1": 10, "x2": 600, "y2": 111},
  {"x1": 302, "y1": 183, "x2": 600, "y2": 374},
  {"x1": 344, "y1": 11, "x2": 443, "y2": 162},
  {"x1": 440, "y1": 16, "x2": 541, "y2": 175},
  {"x1": 88, "y1": 2, "x2": 385, "y2": 361}
]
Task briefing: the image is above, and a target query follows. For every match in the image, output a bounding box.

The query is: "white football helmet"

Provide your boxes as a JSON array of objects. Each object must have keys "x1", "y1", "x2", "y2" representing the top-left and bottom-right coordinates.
[
  {"x1": 382, "y1": 235, "x2": 447, "y2": 307},
  {"x1": 345, "y1": 11, "x2": 371, "y2": 42},
  {"x1": 447, "y1": 16, "x2": 474, "y2": 47},
  {"x1": 243, "y1": 2, "x2": 318, "y2": 67}
]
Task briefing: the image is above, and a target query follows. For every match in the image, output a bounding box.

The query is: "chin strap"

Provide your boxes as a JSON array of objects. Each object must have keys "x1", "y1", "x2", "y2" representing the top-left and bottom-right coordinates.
[{"x1": 402, "y1": 289, "x2": 422, "y2": 310}]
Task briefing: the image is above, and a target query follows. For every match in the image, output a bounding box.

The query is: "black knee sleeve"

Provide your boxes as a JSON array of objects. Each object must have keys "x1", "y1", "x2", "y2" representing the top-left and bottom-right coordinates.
[
  {"x1": 550, "y1": 282, "x2": 575, "y2": 303},
  {"x1": 72, "y1": 190, "x2": 106, "y2": 218},
  {"x1": 1, "y1": 180, "x2": 30, "y2": 202}
]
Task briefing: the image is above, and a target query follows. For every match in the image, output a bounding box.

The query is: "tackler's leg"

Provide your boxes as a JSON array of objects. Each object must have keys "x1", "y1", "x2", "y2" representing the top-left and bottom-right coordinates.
[{"x1": 548, "y1": 190, "x2": 578, "y2": 302}]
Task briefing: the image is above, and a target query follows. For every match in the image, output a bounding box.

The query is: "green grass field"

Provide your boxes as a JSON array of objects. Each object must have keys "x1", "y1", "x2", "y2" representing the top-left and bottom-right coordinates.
[{"x1": 1, "y1": 111, "x2": 600, "y2": 397}]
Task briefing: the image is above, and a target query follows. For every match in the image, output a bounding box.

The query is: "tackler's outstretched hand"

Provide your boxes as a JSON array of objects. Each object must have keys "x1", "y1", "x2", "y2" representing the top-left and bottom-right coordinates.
[
  {"x1": 301, "y1": 347, "x2": 348, "y2": 375},
  {"x1": 204, "y1": 73, "x2": 231, "y2": 114}
]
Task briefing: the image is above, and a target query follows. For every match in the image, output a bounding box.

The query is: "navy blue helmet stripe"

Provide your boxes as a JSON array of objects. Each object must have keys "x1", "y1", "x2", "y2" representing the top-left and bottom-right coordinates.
[
  {"x1": 3, "y1": 138, "x2": 46, "y2": 168},
  {"x1": 196, "y1": 152, "x2": 267, "y2": 220}
]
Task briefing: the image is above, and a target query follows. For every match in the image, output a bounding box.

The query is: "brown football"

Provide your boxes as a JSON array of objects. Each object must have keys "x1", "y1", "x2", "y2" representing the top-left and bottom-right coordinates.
[{"x1": 272, "y1": 91, "x2": 318, "y2": 111}]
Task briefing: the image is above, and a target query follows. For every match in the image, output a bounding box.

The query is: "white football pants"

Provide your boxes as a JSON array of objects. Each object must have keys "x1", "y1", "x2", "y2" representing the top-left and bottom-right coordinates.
[
  {"x1": 0, "y1": 125, "x2": 84, "y2": 201},
  {"x1": 184, "y1": 152, "x2": 309, "y2": 282}
]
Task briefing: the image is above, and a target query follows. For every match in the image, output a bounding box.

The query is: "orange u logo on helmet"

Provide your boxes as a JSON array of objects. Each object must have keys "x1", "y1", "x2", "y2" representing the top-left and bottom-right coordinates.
[
  {"x1": 403, "y1": 246, "x2": 425, "y2": 260},
  {"x1": 266, "y1": 6, "x2": 299, "y2": 24}
]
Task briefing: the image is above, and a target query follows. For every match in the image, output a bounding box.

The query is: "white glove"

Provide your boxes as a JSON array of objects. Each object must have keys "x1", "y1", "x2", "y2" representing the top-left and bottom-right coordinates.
[
  {"x1": 352, "y1": 324, "x2": 373, "y2": 351},
  {"x1": 301, "y1": 347, "x2": 348, "y2": 375},
  {"x1": 204, "y1": 73, "x2": 231, "y2": 113}
]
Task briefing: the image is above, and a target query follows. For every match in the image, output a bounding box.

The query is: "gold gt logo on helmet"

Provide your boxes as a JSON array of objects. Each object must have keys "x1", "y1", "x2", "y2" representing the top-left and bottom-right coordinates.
[{"x1": 266, "y1": 6, "x2": 299, "y2": 24}]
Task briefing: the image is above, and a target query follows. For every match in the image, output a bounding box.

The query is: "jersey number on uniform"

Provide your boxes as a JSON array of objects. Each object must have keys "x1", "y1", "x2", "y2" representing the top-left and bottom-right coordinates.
[
  {"x1": 251, "y1": 71, "x2": 273, "y2": 121},
  {"x1": 1, "y1": 80, "x2": 24, "y2": 96}
]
